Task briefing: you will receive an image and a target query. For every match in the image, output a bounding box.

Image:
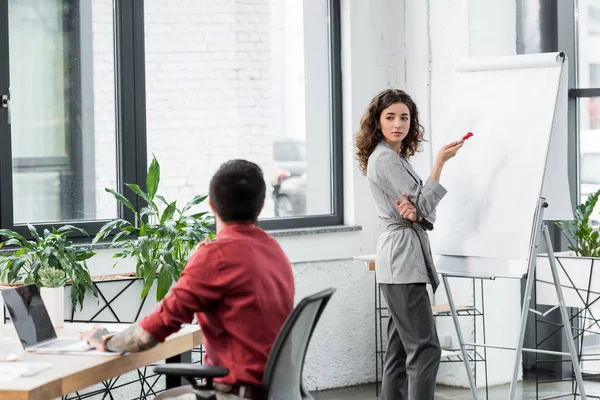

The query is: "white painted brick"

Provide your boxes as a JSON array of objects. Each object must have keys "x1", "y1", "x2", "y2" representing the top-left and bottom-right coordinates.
[
  {"x1": 145, "y1": 23, "x2": 173, "y2": 34},
  {"x1": 255, "y1": 23, "x2": 270, "y2": 33},
  {"x1": 234, "y1": 4, "x2": 255, "y2": 13},
  {"x1": 231, "y1": 23, "x2": 258, "y2": 33},
  {"x1": 212, "y1": 14, "x2": 236, "y2": 24}
]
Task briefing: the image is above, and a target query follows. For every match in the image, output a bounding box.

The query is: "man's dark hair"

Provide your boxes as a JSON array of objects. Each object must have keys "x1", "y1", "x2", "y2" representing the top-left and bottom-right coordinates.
[{"x1": 209, "y1": 159, "x2": 266, "y2": 223}]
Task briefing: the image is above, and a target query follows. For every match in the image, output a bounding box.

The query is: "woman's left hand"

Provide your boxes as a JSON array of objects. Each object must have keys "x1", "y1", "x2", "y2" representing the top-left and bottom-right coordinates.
[{"x1": 396, "y1": 194, "x2": 417, "y2": 222}]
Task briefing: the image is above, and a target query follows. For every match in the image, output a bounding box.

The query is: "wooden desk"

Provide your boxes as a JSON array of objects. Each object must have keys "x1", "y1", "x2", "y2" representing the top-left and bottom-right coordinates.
[{"x1": 0, "y1": 323, "x2": 202, "y2": 400}]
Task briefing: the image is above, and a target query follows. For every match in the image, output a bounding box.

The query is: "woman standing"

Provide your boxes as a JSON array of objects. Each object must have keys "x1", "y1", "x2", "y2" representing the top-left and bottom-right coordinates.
[{"x1": 355, "y1": 89, "x2": 463, "y2": 399}]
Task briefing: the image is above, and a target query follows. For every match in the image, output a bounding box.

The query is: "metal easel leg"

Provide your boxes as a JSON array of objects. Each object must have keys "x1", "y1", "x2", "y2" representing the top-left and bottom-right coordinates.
[
  {"x1": 481, "y1": 279, "x2": 489, "y2": 400},
  {"x1": 542, "y1": 224, "x2": 587, "y2": 399},
  {"x1": 509, "y1": 197, "x2": 547, "y2": 399},
  {"x1": 508, "y1": 246, "x2": 537, "y2": 400},
  {"x1": 442, "y1": 274, "x2": 479, "y2": 400}
]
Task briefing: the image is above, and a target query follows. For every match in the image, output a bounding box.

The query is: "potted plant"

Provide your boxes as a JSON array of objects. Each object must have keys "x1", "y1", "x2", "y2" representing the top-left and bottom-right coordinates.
[
  {"x1": 93, "y1": 155, "x2": 214, "y2": 302},
  {"x1": 38, "y1": 267, "x2": 68, "y2": 327},
  {"x1": 0, "y1": 225, "x2": 97, "y2": 312},
  {"x1": 556, "y1": 189, "x2": 600, "y2": 258},
  {"x1": 536, "y1": 189, "x2": 600, "y2": 306}
]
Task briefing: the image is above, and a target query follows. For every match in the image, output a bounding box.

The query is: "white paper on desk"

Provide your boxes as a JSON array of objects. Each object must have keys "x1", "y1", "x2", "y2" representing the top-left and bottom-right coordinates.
[{"x1": 0, "y1": 362, "x2": 53, "y2": 380}]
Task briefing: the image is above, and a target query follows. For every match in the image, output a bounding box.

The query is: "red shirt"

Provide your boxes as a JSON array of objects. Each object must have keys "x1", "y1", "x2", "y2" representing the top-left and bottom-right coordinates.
[{"x1": 139, "y1": 224, "x2": 295, "y2": 386}]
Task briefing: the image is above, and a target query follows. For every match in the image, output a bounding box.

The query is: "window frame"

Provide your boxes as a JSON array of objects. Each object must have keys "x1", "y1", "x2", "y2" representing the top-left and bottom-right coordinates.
[
  {"x1": 561, "y1": 0, "x2": 600, "y2": 204},
  {"x1": 0, "y1": 0, "x2": 13, "y2": 232},
  {"x1": 0, "y1": 0, "x2": 343, "y2": 240}
]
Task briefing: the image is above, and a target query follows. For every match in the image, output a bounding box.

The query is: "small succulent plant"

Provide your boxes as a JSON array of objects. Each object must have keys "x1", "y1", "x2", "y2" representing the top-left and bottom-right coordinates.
[{"x1": 38, "y1": 267, "x2": 68, "y2": 288}]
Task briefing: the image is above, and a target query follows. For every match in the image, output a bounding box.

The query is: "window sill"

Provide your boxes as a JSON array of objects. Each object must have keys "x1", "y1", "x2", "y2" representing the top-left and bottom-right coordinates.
[
  {"x1": 91, "y1": 225, "x2": 362, "y2": 245},
  {"x1": 268, "y1": 225, "x2": 362, "y2": 238}
]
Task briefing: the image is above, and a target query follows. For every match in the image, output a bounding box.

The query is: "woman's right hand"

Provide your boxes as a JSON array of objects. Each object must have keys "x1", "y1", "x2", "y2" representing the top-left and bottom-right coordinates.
[{"x1": 436, "y1": 141, "x2": 464, "y2": 163}]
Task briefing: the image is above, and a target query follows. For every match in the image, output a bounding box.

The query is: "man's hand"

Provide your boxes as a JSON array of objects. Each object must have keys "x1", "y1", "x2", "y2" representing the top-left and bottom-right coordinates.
[
  {"x1": 80, "y1": 323, "x2": 158, "y2": 353},
  {"x1": 396, "y1": 194, "x2": 417, "y2": 222},
  {"x1": 80, "y1": 326, "x2": 111, "y2": 351}
]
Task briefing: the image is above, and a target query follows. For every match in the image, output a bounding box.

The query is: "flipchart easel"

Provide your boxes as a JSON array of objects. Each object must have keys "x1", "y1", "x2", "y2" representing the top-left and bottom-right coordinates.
[{"x1": 431, "y1": 52, "x2": 584, "y2": 399}]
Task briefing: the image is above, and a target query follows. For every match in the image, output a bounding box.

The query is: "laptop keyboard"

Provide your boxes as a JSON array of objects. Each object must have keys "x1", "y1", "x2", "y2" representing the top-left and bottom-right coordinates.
[{"x1": 37, "y1": 339, "x2": 92, "y2": 350}]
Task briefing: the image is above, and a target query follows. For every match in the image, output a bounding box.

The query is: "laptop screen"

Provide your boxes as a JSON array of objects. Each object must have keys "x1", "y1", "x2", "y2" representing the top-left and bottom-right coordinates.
[{"x1": 2, "y1": 284, "x2": 57, "y2": 348}]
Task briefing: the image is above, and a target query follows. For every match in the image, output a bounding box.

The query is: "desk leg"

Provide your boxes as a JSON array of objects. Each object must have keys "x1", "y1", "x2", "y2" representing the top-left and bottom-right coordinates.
[{"x1": 165, "y1": 350, "x2": 192, "y2": 389}]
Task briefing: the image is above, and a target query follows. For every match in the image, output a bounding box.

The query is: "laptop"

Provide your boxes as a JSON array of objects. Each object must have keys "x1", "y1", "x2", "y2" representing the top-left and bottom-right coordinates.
[{"x1": 1, "y1": 284, "x2": 94, "y2": 353}]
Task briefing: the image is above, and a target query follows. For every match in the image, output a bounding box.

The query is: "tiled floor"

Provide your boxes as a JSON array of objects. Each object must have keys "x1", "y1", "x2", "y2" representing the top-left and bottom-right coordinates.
[{"x1": 311, "y1": 379, "x2": 598, "y2": 399}]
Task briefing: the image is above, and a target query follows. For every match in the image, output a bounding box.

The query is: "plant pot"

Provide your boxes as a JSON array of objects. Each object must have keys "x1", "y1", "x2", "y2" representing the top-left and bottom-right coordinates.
[
  {"x1": 40, "y1": 287, "x2": 64, "y2": 328},
  {"x1": 536, "y1": 251, "x2": 600, "y2": 310},
  {"x1": 64, "y1": 273, "x2": 162, "y2": 324}
]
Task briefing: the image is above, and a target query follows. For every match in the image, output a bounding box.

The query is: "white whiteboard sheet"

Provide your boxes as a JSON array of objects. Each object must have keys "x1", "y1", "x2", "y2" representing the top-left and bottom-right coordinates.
[{"x1": 429, "y1": 53, "x2": 566, "y2": 277}]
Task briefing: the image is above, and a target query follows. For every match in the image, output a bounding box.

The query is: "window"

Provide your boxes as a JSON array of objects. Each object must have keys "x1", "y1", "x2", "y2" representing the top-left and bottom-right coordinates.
[
  {"x1": 0, "y1": 0, "x2": 342, "y2": 236},
  {"x1": 6, "y1": 0, "x2": 117, "y2": 225},
  {"x1": 274, "y1": 140, "x2": 306, "y2": 164},
  {"x1": 577, "y1": 0, "x2": 600, "y2": 89},
  {"x1": 591, "y1": 64, "x2": 600, "y2": 88},
  {"x1": 581, "y1": 152, "x2": 600, "y2": 184},
  {"x1": 578, "y1": 99, "x2": 600, "y2": 226},
  {"x1": 589, "y1": 2, "x2": 600, "y2": 28},
  {"x1": 574, "y1": 1, "x2": 600, "y2": 227},
  {"x1": 142, "y1": 0, "x2": 341, "y2": 226}
]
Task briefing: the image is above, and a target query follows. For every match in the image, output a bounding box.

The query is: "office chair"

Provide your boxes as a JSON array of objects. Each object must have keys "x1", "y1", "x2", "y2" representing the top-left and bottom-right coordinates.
[{"x1": 154, "y1": 287, "x2": 336, "y2": 400}]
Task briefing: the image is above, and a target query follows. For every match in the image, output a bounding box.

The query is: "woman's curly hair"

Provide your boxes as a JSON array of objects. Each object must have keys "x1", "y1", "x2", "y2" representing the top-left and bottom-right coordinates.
[{"x1": 355, "y1": 89, "x2": 425, "y2": 175}]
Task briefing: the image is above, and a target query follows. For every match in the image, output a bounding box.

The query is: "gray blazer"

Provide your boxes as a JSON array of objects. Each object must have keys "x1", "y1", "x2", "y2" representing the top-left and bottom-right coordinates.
[{"x1": 366, "y1": 141, "x2": 447, "y2": 288}]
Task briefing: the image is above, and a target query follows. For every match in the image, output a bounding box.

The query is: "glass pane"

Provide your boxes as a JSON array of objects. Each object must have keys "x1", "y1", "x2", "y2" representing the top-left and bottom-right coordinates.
[
  {"x1": 579, "y1": 97, "x2": 600, "y2": 227},
  {"x1": 8, "y1": 0, "x2": 117, "y2": 224},
  {"x1": 144, "y1": 0, "x2": 333, "y2": 219},
  {"x1": 577, "y1": 0, "x2": 600, "y2": 88}
]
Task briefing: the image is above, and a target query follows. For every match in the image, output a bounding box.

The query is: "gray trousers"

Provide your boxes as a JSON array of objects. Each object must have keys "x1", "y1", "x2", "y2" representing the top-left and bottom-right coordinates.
[{"x1": 380, "y1": 283, "x2": 441, "y2": 400}]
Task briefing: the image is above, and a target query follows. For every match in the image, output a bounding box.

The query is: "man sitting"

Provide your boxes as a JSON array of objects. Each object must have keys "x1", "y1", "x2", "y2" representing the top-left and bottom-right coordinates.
[{"x1": 82, "y1": 160, "x2": 295, "y2": 400}]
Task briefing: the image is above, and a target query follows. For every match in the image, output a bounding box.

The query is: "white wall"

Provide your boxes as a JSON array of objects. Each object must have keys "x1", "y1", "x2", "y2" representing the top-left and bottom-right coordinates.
[{"x1": 84, "y1": 0, "x2": 526, "y2": 392}]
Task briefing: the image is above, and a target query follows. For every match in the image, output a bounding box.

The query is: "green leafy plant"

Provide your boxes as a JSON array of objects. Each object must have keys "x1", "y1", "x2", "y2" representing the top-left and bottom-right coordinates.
[
  {"x1": 38, "y1": 267, "x2": 68, "y2": 288},
  {"x1": 556, "y1": 189, "x2": 600, "y2": 257},
  {"x1": 93, "y1": 155, "x2": 214, "y2": 301},
  {"x1": 0, "y1": 225, "x2": 97, "y2": 310}
]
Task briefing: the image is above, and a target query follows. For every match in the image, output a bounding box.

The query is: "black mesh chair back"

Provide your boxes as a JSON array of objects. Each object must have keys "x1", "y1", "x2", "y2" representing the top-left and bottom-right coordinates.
[{"x1": 261, "y1": 287, "x2": 336, "y2": 400}]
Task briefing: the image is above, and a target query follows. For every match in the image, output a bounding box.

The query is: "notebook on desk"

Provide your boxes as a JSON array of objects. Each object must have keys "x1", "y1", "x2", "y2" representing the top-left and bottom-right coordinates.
[{"x1": 1, "y1": 284, "x2": 94, "y2": 354}]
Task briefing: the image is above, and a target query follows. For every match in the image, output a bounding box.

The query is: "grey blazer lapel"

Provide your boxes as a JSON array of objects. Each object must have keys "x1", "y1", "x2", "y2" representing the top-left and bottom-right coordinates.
[
  {"x1": 400, "y1": 156, "x2": 422, "y2": 186},
  {"x1": 379, "y1": 141, "x2": 422, "y2": 185}
]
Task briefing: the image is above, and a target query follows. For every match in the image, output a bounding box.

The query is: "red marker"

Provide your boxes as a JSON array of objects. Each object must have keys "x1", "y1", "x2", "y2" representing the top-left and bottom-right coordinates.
[{"x1": 458, "y1": 131, "x2": 473, "y2": 143}]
